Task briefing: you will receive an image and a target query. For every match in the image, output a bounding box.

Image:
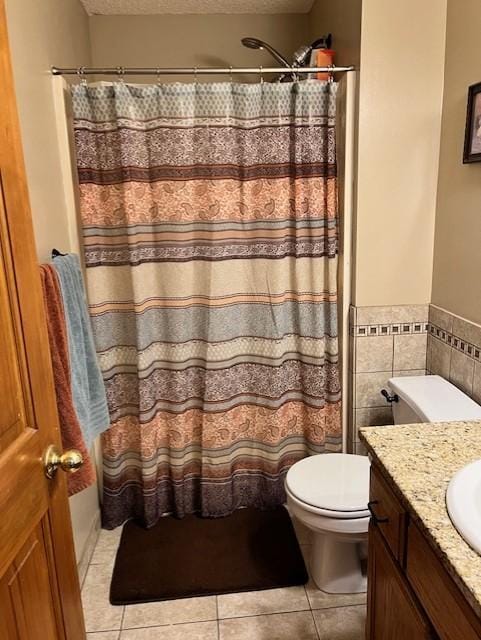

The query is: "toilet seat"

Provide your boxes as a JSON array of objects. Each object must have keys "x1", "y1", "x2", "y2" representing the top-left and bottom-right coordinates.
[
  {"x1": 285, "y1": 453, "x2": 370, "y2": 519},
  {"x1": 286, "y1": 486, "x2": 370, "y2": 521}
]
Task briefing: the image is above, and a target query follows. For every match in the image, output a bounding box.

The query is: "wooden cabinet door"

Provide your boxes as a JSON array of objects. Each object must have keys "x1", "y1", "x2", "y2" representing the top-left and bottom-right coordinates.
[
  {"x1": 407, "y1": 522, "x2": 481, "y2": 640},
  {"x1": 366, "y1": 524, "x2": 436, "y2": 640},
  {"x1": 0, "y1": 1, "x2": 86, "y2": 638}
]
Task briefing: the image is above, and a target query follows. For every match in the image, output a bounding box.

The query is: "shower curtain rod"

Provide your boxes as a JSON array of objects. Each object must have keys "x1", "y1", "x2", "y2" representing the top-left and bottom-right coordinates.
[{"x1": 51, "y1": 65, "x2": 354, "y2": 77}]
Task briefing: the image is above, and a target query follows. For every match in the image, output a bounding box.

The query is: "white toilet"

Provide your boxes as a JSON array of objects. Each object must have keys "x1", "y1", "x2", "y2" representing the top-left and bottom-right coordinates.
[
  {"x1": 286, "y1": 374, "x2": 481, "y2": 594},
  {"x1": 286, "y1": 453, "x2": 370, "y2": 594}
]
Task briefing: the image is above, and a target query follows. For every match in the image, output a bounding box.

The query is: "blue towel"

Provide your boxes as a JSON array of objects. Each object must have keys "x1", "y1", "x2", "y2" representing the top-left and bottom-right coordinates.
[{"x1": 53, "y1": 254, "x2": 110, "y2": 449}]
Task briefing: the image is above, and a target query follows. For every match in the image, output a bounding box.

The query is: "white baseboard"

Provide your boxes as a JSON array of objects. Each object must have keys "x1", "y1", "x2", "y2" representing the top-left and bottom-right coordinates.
[{"x1": 77, "y1": 510, "x2": 101, "y2": 589}]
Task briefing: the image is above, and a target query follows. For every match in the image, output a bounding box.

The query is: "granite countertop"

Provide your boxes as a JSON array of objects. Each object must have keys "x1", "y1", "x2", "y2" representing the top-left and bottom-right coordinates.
[{"x1": 359, "y1": 421, "x2": 481, "y2": 618}]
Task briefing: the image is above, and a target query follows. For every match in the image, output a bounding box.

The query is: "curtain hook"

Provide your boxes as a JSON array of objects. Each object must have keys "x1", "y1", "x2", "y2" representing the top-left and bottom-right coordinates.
[
  {"x1": 328, "y1": 64, "x2": 334, "y2": 84},
  {"x1": 77, "y1": 66, "x2": 87, "y2": 85},
  {"x1": 194, "y1": 66, "x2": 198, "y2": 84},
  {"x1": 259, "y1": 65, "x2": 264, "y2": 85},
  {"x1": 116, "y1": 66, "x2": 125, "y2": 83},
  {"x1": 229, "y1": 65, "x2": 233, "y2": 83},
  {"x1": 156, "y1": 67, "x2": 161, "y2": 86}
]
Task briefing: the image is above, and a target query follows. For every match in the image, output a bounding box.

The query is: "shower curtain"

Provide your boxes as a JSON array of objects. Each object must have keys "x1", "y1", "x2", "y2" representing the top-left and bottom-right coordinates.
[{"x1": 71, "y1": 81, "x2": 341, "y2": 528}]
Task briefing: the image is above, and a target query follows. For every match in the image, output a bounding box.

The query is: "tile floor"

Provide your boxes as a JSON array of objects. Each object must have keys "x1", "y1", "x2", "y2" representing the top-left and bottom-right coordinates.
[{"x1": 82, "y1": 515, "x2": 366, "y2": 639}]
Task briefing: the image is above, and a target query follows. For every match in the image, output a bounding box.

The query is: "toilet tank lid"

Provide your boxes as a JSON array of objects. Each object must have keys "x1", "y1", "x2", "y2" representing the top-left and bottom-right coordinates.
[{"x1": 388, "y1": 375, "x2": 481, "y2": 422}]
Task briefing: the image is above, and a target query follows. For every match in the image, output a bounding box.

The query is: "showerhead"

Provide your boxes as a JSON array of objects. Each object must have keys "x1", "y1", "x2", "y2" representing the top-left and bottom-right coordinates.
[
  {"x1": 241, "y1": 37, "x2": 264, "y2": 50},
  {"x1": 241, "y1": 37, "x2": 291, "y2": 68},
  {"x1": 292, "y1": 44, "x2": 312, "y2": 68}
]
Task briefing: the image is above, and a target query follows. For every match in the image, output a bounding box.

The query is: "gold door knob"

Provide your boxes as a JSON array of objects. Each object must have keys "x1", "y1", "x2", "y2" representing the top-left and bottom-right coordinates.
[{"x1": 43, "y1": 445, "x2": 84, "y2": 479}]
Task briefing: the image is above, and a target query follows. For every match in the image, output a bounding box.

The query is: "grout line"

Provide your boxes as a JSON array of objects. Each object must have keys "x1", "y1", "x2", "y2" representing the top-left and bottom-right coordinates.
[
  {"x1": 121, "y1": 618, "x2": 218, "y2": 631},
  {"x1": 355, "y1": 367, "x2": 426, "y2": 375},
  {"x1": 91, "y1": 601, "x2": 367, "y2": 632},
  {"x1": 356, "y1": 404, "x2": 392, "y2": 410},
  {"x1": 119, "y1": 612, "x2": 315, "y2": 633},
  {"x1": 87, "y1": 602, "x2": 367, "y2": 634},
  {"x1": 310, "y1": 607, "x2": 321, "y2": 640},
  {"x1": 303, "y1": 583, "x2": 311, "y2": 611},
  {"x1": 218, "y1": 608, "x2": 312, "y2": 622},
  {"x1": 215, "y1": 595, "x2": 220, "y2": 640},
  {"x1": 119, "y1": 604, "x2": 126, "y2": 634},
  {"x1": 448, "y1": 342, "x2": 452, "y2": 381},
  {"x1": 391, "y1": 331, "x2": 395, "y2": 373},
  {"x1": 310, "y1": 601, "x2": 367, "y2": 612}
]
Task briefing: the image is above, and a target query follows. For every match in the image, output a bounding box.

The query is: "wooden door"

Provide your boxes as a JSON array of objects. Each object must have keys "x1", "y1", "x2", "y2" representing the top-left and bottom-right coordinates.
[
  {"x1": 366, "y1": 524, "x2": 436, "y2": 640},
  {"x1": 0, "y1": 1, "x2": 86, "y2": 638}
]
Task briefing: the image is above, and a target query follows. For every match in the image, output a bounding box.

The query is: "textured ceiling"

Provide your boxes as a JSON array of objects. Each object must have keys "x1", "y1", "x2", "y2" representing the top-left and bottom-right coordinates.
[{"x1": 80, "y1": 0, "x2": 315, "y2": 15}]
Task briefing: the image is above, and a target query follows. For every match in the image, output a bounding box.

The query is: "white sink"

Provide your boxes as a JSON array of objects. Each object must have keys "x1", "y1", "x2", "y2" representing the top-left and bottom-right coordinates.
[{"x1": 446, "y1": 459, "x2": 481, "y2": 556}]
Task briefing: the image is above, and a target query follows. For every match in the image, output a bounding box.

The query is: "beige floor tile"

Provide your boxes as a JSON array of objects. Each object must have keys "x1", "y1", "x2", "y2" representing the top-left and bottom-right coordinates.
[
  {"x1": 218, "y1": 586, "x2": 309, "y2": 619},
  {"x1": 305, "y1": 579, "x2": 366, "y2": 610},
  {"x1": 219, "y1": 611, "x2": 318, "y2": 640},
  {"x1": 91, "y1": 528, "x2": 123, "y2": 565},
  {"x1": 82, "y1": 564, "x2": 124, "y2": 633},
  {"x1": 120, "y1": 621, "x2": 218, "y2": 639},
  {"x1": 87, "y1": 633, "x2": 120, "y2": 639},
  {"x1": 313, "y1": 605, "x2": 366, "y2": 639},
  {"x1": 122, "y1": 596, "x2": 217, "y2": 629}
]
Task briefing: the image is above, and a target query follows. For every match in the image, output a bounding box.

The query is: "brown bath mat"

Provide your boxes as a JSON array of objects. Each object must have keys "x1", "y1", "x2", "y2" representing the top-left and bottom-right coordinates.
[{"x1": 110, "y1": 507, "x2": 308, "y2": 605}]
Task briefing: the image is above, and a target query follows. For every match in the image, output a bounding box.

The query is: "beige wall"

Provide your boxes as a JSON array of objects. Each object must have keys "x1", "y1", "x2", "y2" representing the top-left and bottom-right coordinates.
[
  {"x1": 431, "y1": 0, "x2": 481, "y2": 325},
  {"x1": 353, "y1": 0, "x2": 447, "y2": 307},
  {"x1": 5, "y1": 0, "x2": 99, "y2": 564},
  {"x1": 5, "y1": 0, "x2": 91, "y2": 263},
  {"x1": 89, "y1": 13, "x2": 309, "y2": 82},
  {"x1": 308, "y1": 0, "x2": 362, "y2": 68}
]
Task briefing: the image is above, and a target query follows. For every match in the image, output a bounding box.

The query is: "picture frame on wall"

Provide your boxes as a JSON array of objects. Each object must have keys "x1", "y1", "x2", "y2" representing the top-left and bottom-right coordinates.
[{"x1": 463, "y1": 81, "x2": 481, "y2": 163}]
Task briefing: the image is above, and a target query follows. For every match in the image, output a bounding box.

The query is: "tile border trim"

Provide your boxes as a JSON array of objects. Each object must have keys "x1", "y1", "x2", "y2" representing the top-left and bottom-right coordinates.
[
  {"x1": 351, "y1": 322, "x2": 429, "y2": 337},
  {"x1": 429, "y1": 323, "x2": 481, "y2": 363}
]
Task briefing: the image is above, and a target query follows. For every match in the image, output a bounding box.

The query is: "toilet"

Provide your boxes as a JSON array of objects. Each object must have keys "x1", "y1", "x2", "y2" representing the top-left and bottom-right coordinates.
[
  {"x1": 286, "y1": 374, "x2": 481, "y2": 594},
  {"x1": 286, "y1": 453, "x2": 370, "y2": 594}
]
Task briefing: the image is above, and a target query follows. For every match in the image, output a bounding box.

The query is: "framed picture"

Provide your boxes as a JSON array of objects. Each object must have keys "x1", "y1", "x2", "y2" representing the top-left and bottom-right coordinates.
[{"x1": 463, "y1": 82, "x2": 481, "y2": 163}]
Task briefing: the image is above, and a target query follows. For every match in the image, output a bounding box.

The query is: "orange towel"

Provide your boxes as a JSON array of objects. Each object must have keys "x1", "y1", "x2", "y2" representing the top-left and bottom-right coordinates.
[{"x1": 40, "y1": 264, "x2": 96, "y2": 496}]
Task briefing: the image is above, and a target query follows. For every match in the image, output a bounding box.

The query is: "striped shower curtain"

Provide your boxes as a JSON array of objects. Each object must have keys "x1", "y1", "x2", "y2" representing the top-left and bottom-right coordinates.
[{"x1": 71, "y1": 81, "x2": 341, "y2": 528}]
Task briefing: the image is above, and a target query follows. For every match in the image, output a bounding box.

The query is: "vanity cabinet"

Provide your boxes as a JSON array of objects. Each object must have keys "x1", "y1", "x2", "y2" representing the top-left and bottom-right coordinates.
[
  {"x1": 367, "y1": 524, "x2": 435, "y2": 639},
  {"x1": 367, "y1": 463, "x2": 481, "y2": 639}
]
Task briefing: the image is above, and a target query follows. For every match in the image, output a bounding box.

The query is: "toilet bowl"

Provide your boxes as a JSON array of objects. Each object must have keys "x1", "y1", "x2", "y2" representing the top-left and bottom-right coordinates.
[{"x1": 286, "y1": 453, "x2": 370, "y2": 594}]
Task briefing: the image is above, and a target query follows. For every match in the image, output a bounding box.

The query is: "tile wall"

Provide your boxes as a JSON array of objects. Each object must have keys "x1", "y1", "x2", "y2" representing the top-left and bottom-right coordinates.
[
  {"x1": 427, "y1": 305, "x2": 481, "y2": 402},
  {"x1": 348, "y1": 305, "x2": 429, "y2": 453}
]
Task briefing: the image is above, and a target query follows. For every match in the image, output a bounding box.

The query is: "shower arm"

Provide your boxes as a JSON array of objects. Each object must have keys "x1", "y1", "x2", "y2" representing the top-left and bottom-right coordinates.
[
  {"x1": 258, "y1": 43, "x2": 297, "y2": 81},
  {"x1": 257, "y1": 43, "x2": 291, "y2": 68},
  {"x1": 241, "y1": 37, "x2": 292, "y2": 69}
]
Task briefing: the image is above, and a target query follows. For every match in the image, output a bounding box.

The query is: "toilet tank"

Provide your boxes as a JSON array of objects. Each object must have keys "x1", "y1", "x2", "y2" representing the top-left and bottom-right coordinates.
[{"x1": 387, "y1": 375, "x2": 481, "y2": 424}]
